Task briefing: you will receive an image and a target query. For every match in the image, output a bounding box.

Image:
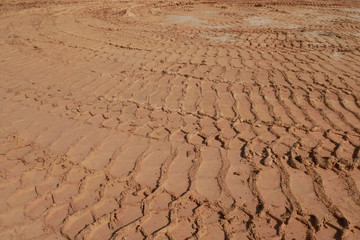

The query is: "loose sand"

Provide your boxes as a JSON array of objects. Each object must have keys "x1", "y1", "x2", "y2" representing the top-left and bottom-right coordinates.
[{"x1": 0, "y1": 0, "x2": 360, "y2": 239}]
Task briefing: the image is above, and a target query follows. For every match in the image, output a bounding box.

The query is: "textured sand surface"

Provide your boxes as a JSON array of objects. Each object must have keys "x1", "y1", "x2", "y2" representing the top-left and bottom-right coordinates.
[{"x1": 1, "y1": 0, "x2": 360, "y2": 239}]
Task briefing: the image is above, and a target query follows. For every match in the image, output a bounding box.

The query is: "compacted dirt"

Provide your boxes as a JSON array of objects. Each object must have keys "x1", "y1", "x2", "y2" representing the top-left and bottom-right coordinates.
[{"x1": 1, "y1": 0, "x2": 360, "y2": 239}]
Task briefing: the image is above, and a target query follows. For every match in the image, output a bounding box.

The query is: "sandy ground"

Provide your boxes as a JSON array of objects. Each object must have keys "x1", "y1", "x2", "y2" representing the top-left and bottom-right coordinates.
[{"x1": 0, "y1": 0, "x2": 360, "y2": 239}]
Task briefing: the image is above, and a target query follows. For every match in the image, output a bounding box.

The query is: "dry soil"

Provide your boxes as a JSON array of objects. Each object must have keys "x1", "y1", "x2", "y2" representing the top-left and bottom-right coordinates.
[{"x1": 1, "y1": 0, "x2": 360, "y2": 239}]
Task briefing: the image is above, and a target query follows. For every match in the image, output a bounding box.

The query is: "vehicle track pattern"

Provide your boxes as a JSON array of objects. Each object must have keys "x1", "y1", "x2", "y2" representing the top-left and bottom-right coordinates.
[{"x1": 1, "y1": 0, "x2": 360, "y2": 239}]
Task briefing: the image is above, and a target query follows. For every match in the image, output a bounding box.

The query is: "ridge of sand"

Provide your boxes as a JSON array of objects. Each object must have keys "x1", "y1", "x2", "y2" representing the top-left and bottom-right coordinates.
[{"x1": 1, "y1": 0, "x2": 360, "y2": 239}]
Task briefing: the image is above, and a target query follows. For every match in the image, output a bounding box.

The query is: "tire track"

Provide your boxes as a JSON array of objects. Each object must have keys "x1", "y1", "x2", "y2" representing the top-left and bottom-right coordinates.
[{"x1": 1, "y1": 0, "x2": 360, "y2": 239}]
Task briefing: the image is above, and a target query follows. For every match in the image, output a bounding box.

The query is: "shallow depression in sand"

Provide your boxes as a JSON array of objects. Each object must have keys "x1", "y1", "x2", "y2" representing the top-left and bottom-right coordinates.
[
  {"x1": 244, "y1": 16, "x2": 299, "y2": 29},
  {"x1": 165, "y1": 14, "x2": 230, "y2": 29},
  {"x1": 166, "y1": 15, "x2": 205, "y2": 24},
  {"x1": 199, "y1": 33, "x2": 237, "y2": 42}
]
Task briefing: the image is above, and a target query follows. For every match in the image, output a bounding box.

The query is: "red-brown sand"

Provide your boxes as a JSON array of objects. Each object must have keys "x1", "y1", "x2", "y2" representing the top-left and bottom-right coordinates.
[{"x1": 1, "y1": 0, "x2": 360, "y2": 239}]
